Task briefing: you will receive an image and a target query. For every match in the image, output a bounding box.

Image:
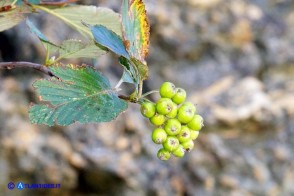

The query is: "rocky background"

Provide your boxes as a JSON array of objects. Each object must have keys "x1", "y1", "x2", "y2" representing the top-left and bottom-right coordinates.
[{"x1": 1, "y1": 0, "x2": 294, "y2": 195}]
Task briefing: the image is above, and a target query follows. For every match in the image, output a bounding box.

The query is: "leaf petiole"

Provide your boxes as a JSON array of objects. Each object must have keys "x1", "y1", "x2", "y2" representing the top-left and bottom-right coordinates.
[
  {"x1": 11, "y1": 0, "x2": 17, "y2": 6},
  {"x1": 114, "y1": 77, "x2": 124, "y2": 89},
  {"x1": 141, "y1": 90, "x2": 159, "y2": 98},
  {"x1": 137, "y1": 97, "x2": 154, "y2": 105}
]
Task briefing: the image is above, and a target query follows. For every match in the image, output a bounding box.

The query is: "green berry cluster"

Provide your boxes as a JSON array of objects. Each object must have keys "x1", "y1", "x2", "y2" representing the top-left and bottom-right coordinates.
[{"x1": 140, "y1": 82, "x2": 204, "y2": 161}]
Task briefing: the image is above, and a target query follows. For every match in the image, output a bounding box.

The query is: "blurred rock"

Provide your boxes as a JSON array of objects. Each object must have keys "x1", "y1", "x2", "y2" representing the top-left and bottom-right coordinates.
[
  {"x1": 220, "y1": 174, "x2": 239, "y2": 189},
  {"x1": 191, "y1": 76, "x2": 284, "y2": 131}
]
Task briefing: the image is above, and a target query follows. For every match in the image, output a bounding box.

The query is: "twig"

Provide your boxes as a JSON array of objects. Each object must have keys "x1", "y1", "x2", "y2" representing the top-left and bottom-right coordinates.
[{"x1": 0, "y1": 61, "x2": 56, "y2": 77}]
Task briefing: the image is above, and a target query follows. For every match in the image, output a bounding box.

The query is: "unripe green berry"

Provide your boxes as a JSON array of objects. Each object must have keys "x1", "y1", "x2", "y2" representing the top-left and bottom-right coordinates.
[
  {"x1": 172, "y1": 88, "x2": 186, "y2": 104},
  {"x1": 190, "y1": 130, "x2": 200, "y2": 140},
  {"x1": 166, "y1": 101, "x2": 178, "y2": 118},
  {"x1": 160, "y1": 82, "x2": 176, "y2": 98},
  {"x1": 181, "y1": 102, "x2": 196, "y2": 114},
  {"x1": 156, "y1": 98, "x2": 173, "y2": 115},
  {"x1": 152, "y1": 128, "x2": 167, "y2": 144},
  {"x1": 181, "y1": 140, "x2": 194, "y2": 152},
  {"x1": 187, "y1": 115, "x2": 203, "y2": 131},
  {"x1": 140, "y1": 102, "x2": 156, "y2": 118},
  {"x1": 163, "y1": 136, "x2": 180, "y2": 152},
  {"x1": 172, "y1": 145, "x2": 185, "y2": 158},
  {"x1": 177, "y1": 126, "x2": 191, "y2": 143},
  {"x1": 149, "y1": 113, "x2": 165, "y2": 126},
  {"x1": 164, "y1": 118, "x2": 181, "y2": 136},
  {"x1": 177, "y1": 104, "x2": 195, "y2": 124},
  {"x1": 157, "y1": 148, "x2": 171, "y2": 161}
]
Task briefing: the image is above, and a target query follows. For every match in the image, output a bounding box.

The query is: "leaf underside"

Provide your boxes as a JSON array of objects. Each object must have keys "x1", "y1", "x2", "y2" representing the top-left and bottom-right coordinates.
[
  {"x1": 90, "y1": 24, "x2": 130, "y2": 59},
  {"x1": 51, "y1": 6, "x2": 122, "y2": 38},
  {"x1": 0, "y1": 6, "x2": 31, "y2": 32},
  {"x1": 59, "y1": 39, "x2": 106, "y2": 59},
  {"x1": 29, "y1": 65, "x2": 128, "y2": 126},
  {"x1": 119, "y1": 56, "x2": 139, "y2": 84},
  {"x1": 26, "y1": 19, "x2": 60, "y2": 54},
  {"x1": 16, "y1": 0, "x2": 40, "y2": 5},
  {"x1": 27, "y1": 19, "x2": 105, "y2": 61}
]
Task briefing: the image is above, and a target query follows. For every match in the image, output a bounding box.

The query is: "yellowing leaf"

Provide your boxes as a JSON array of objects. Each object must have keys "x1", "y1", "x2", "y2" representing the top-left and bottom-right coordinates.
[{"x1": 121, "y1": 0, "x2": 150, "y2": 63}]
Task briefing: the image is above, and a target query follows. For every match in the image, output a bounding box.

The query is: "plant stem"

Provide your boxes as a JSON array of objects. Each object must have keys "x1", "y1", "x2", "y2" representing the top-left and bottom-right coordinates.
[
  {"x1": 0, "y1": 61, "x2": 56, "y2": 77},
  {"x1": 45, "y1": 44, "x2": 50, "y2": 64},
  {"x1": 114, "y1": 77, "x2": 124, "y2": 89},
  {"x1": 141, "y1": 90, "x2": 159, "y2": 98},
  {"x1": 137, "y1": 97, "x2": 154, "y2": 104},
  {"x1": 11, "y1": 0, "x2": 17, "y2": 5},
  {"x1": 138, "y1": 79, "x2": 143, "y2": 98}
]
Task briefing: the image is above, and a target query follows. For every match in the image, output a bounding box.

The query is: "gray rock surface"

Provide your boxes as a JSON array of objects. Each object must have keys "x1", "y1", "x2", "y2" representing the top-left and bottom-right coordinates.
[{"x1": 0, "y1": 0, "x2": 294, "y2": 195}]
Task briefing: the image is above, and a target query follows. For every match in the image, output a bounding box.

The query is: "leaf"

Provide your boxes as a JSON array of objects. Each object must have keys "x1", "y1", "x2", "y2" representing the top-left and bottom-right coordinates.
[
  {"x1": 26, "y1": 19, "x2": 60, "y2": 63},
  {"x1": 89, "y1": 24, "x2": 130, "y2": 59},
  {"x1": 26, "y1": 19, "x2": 49, "y2": 42},
  {"x1": 121, "y1": 0, "x2": 150, "y2": 62},
  {"x1": 26, "y1": 19, "x2": 60, "y2": 52},
  {"x1": 43, "y1": 5, "x2": 122, "y2": 38},
  {"x1": 16, "y1": 0, "x2": 40, "y2": 5},
  {"x1": 59, "y1": 39, "x2": 106, "y2": 59},
  {"x1": 27, "y1": 20, "x2": 104, "y2": 60},
  {"x1": 119, "y1": 56, "x2": 138, "y2": 84},
  {"x1": 29, "y1": 65, "x2": 128, "y2": 126},
  {"x1": 0, "y1": 6, "x2": 31, "y2": 32},
  {"x1": 131, "y1": 57, "x2": 148, "y2": 80}
]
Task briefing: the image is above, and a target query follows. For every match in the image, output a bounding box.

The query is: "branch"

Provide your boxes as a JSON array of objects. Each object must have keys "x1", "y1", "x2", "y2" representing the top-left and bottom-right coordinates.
[{"x1": 0, "y1": 61, "x2": 56, "y2": 77}]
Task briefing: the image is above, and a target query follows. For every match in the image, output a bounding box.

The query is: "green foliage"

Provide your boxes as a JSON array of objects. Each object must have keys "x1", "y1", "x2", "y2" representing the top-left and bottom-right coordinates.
[
  {"x1": 26, "y1": 20, "x2": 106, "y2": 64},
  {"x1": 26, "y1": 19, "x2": 51, "y2": 44},
  {"x1": 89, "y1": 24, "x2": 130, "y2": 59},
  {"x1": 26, "y1": 19, "x2": 60, "y2": 55},
  {"x1": 59, "y1": 39, "x2": 105, "y2": 59},
  {"x1": 129, "y1": 57, "x2": 148, "y2": 81},
  {"x1": 119, "y1": 57, "x2": 139, "y2": 85},
  {"x1": 16, "y1": 0, "x2": 40, "y2": 5},
  {"x1": 29, "y1": 65, "x2": 128, "y2": 126}
]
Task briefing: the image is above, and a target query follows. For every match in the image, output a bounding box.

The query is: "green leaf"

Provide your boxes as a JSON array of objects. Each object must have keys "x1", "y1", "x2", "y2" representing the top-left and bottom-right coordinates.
[
  {"x1": 59, "y1": 39, "x2": 106, "y2": 59},
  {"x1": 26, "y1": 19, "x2": 59, "y2": 52},
  {"x1": 39, "y1": 5, "x2": 122, "y2": 38},
  {"x1": 0, "y1": 6, "x2": 31, "y2": 32},
  {"x1": 26, "y1": 19, "x2": 60, "y2": 64},
  {"x1": 89, "y1": 25, "x2": 130, "y2": 59},
  {"x1": 29, "y1": 65, "x2": 128, "y2": 126},
  {"x1": 121, "y1": 0, "x2": 150, "y2": 62},
  {"x1": 16, "y1": 0, "x2": 40, "y2": 5},
  {"x1": 26, "y1": 19, "x2": 49, "y2": 42},
  {"x1": 119, "y1": 56, "x2": 138, "y2": 84},
  {"x1": 26, "y1": 20, "x2": 104, "y2": 61},
  {"x1": 131, "y1": 57, "x2": 148, "y2": 80}
]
